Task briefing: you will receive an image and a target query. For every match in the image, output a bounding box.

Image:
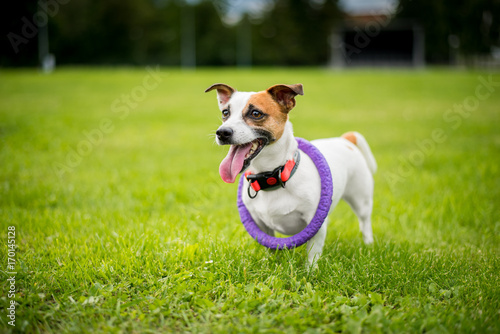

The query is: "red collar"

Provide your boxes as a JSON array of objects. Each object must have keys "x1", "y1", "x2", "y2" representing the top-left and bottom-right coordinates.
[{"x1": 244, "y1": 150, "x2": 301, "y2": 198}]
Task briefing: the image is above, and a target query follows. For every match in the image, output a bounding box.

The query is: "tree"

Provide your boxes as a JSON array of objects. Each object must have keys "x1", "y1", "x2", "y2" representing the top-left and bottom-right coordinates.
[
  {"x1": 252, "y1": 0, "x2": 341, "y2": 66},
  {"x1": 1, "y1": 0, "x2": 40, "y2": 67},
  {"x1": 397, "y1": 0, "x2": 500, "y2": 63}
]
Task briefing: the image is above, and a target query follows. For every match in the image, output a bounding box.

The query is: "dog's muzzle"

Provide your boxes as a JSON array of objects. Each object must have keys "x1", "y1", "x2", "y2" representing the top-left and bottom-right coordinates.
[{"x1": 216, "y1": 127, "x2": 233, "y2": 144}]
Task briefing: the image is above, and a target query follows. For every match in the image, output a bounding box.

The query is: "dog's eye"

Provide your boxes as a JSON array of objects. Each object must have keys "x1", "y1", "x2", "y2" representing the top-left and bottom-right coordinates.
[
  {"x1": 250, "y1": 110, "x2": 264, "y2": 119},
  {"x1": 222, "y1": 109, "x2": 230, "y2": 118}
]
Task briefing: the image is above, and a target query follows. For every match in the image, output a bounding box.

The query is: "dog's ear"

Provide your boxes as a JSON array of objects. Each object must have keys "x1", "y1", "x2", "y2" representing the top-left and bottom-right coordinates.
[
  {"x1": 205, "y1": 83, "x2": 236, "y2": 106},
  {"x1": 267, "y1": 84, "x2": 304, "y2": 112}
]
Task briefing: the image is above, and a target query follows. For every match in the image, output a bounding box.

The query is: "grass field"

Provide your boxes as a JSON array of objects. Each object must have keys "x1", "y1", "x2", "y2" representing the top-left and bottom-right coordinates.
[{"x1": 0, "y1": 67, "x2": 499, "y2": 333}]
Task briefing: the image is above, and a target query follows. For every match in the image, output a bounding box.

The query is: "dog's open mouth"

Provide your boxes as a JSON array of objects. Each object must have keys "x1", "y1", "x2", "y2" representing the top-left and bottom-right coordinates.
[{"x1": 219, "y1": 138, "x2": 266, "y2": 183}]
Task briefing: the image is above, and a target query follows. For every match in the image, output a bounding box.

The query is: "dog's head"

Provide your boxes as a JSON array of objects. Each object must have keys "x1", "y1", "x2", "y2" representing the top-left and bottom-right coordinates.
[{"x1": 205, "y1": 83, "x2": 304, "y2": 183}]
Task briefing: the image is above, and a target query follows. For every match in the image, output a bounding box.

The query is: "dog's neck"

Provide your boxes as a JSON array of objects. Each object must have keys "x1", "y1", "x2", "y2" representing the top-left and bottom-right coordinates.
[{"x1": 248, "y1": 121, "x2": 297, "y2": 173}]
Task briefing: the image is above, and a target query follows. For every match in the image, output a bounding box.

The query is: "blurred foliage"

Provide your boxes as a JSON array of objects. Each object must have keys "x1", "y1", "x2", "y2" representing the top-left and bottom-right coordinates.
[
  {"x1": 397, "y1": 0, "x2": 500, "y2": 63},
  {"x1": 1, "y1": 0, "x2": 499, "y2": 67},
  {"x1": 253, "y1": 0, "x2": 341, "y2": 66}
]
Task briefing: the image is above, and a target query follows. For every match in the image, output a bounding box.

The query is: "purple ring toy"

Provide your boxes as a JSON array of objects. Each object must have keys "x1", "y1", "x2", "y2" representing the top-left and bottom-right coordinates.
[{"x1": 237, "y1": 137, "x2": 333, "y2": 249}]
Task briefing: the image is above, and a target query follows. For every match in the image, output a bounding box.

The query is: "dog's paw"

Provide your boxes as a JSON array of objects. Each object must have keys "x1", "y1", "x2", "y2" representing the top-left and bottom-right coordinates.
[
  {"x1": 307, "y1": 256, "x2": 320, "y2": 271},
  {"x1": 363, "y1": 233, "x2": 374, "y2": 245}
]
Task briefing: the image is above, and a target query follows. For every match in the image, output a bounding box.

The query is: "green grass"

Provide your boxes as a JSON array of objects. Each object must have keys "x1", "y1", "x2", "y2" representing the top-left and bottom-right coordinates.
[{"x1": 0, "y1": 67, "x2": 499, "y2": 333}]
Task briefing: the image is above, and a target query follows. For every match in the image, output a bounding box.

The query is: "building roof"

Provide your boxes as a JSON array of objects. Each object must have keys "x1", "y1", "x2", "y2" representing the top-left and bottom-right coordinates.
[{"x1": 338, "y1": 0, "x2": 398, "y2": 15}]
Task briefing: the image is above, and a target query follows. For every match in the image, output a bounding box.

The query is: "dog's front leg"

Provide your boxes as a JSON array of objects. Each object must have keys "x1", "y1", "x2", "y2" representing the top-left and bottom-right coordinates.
[{"x1": 306, "y1": 222, "x2": 327, "y2": 269}]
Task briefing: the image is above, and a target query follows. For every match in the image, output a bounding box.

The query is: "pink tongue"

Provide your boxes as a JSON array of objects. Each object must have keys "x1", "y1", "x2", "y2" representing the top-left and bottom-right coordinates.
[{"x1": 219, "y1": 143, "x2": 253, "y2": 183}]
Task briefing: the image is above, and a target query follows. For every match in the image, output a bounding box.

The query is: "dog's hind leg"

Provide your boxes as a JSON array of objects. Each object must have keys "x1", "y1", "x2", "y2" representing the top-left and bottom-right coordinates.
[
  {"x1": 344, "y1": 195, "x2": 374, "y2": 244},
  {"x1": 356, "y1": 198, "x2": 374, "y2": 244},
  {"x1": 341, "y1": 132, "x2": 376, "y2": 245},
  {"x1": 342, "y1": 169, "x2": 374, "y2": 244}
]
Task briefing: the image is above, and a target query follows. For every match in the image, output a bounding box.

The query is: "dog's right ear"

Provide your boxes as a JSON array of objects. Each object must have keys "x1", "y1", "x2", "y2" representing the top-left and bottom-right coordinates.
[{"x1": 204, "y1": 83, "x2": 236, "y2": 106}]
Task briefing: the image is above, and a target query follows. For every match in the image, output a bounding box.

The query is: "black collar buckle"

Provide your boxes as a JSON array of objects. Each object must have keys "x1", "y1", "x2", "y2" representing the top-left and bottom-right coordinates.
[{"x1": 245, "y1": 150, "x2": 301, "y2": 199}]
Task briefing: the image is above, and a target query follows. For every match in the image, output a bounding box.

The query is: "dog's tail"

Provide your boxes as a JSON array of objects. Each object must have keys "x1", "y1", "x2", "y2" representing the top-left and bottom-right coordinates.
[{"x1": 342, "y1": 131, "x2": 377, "y2": 174}]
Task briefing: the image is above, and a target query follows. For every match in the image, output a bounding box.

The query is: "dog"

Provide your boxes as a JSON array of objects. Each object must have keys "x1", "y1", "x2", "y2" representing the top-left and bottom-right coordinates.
[{"x1": 206, "y1": 83, "x2": 377, "y2": 267}]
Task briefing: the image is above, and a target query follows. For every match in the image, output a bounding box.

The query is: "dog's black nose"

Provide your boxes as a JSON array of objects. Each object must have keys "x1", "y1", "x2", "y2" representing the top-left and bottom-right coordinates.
[{"x1": 216, "y1": 127, "x2": 233, "y2": 141}]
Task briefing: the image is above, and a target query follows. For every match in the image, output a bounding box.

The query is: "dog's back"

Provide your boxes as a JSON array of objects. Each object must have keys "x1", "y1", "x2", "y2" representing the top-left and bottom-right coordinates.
[{"x1": 341, "y1": 131, "x2": 377, "y2": 174}]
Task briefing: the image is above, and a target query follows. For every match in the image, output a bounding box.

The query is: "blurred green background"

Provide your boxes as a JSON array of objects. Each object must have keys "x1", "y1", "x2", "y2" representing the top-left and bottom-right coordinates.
[{"x1": 2, "y1": 0, "x2": 499, "y2": 67}]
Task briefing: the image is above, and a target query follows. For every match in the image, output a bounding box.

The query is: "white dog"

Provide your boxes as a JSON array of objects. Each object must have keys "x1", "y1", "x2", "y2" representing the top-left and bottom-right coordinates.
[{"x1": 206, "y1": 83, "x2": 377, "y2": 266}]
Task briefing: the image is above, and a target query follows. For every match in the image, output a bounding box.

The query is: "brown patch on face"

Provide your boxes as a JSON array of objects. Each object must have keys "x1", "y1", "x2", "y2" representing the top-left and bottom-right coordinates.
[
  {"x1": 342, "y1": 132, "x2": 357, "y2": 146},
  {"x1": 243, "y1": 91, "x2": 289, "y2": 142}
]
